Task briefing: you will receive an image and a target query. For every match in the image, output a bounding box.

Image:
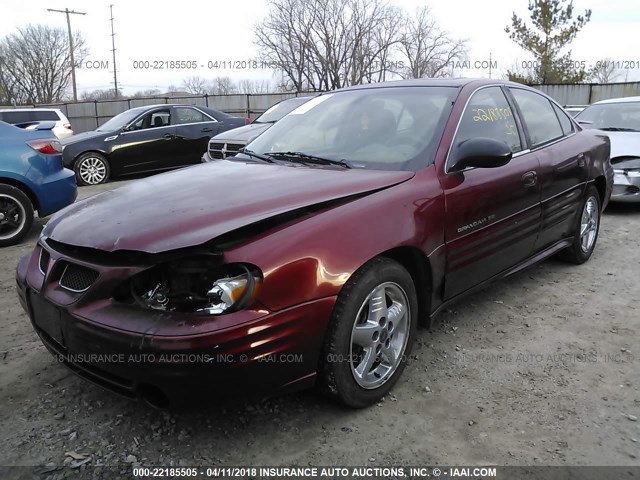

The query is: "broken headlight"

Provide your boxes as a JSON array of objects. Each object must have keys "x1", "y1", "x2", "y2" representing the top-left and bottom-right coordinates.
[{"x1": 126, "y1": 255, "x2": 262, "y2": 315}]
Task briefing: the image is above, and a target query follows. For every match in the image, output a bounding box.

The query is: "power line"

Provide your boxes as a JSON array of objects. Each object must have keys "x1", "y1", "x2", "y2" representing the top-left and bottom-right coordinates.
[
  {"x1": 47, "y1": 8, "x2": 87, "y2": 102},
  {"x1": 109, "y1": 5, "x2": 119, "y2": 98}
]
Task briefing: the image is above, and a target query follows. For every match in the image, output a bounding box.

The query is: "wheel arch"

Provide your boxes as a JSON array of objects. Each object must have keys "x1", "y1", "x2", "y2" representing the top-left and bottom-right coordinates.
[
  {"x1": 0, "y1": 177, "x2": 39, "y2": 212},
  {"x1": 378, "y1": 246, "x2": 434, "y2": 328},
  {"x1": 592, "y1": 175, "x2": 607, "y2": 209},
  {"x1": 72, "y1": 149, "x2": 109, "y2": 168}
]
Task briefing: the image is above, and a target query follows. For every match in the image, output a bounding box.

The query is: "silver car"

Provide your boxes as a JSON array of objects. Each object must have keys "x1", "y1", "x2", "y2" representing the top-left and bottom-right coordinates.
[
  {"x1": 576, "y1": 96, "x2": 640, "y2": 203},
  {"x1": 202, "y1": 96, "x2": 313, "y2": 162}
]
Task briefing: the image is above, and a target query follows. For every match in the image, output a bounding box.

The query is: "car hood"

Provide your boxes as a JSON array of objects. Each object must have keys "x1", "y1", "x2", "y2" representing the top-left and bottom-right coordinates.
[
  {"x1": 210, "y1": 123, "x2": 272, "y2": 143},
  {"x1": 598, "y1": 131, "x2": 640, "y2": 159},
  {"x1": 60, "y1": 129, "x2": 109, "y2": 145},
  {"x1": 44, "y1": 160, "x2": 414, "y2": 253}
]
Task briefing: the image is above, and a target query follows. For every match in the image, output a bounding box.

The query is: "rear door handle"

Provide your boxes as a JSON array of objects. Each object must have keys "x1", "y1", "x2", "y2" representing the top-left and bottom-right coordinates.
[
  {"x1": 577, "y1": 152, "x2": 586, "y2": 167},
  {"x1": 201, "y1": 127, "x2": 213, "y2": 132},
  {"x1": 522, "y1": 171, "x2": 538, "y2": 188},
  {"x1": 163, "y1": 133, "x2": 174, "y2": 140}
]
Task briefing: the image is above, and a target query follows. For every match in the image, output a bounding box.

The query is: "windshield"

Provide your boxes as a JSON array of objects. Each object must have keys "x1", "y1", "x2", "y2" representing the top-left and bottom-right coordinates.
[
  {"x1": 255, "y1": 97, "x2": 312, "y2": 123},
  {"x1": 244, "y1": 86, "x2": 458, "y2": 171},
  {"x1": 97, "y1": 109, "x2": 146, "y2": 131},
  {"x1": 576, "y1": 102, "x2": 640, "y2": 131}
]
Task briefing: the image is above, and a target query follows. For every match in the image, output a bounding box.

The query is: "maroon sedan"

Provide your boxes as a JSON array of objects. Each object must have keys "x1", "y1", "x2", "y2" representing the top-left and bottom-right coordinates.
[{"x1": 16, "y1": 79, "x2": 612, "y2": 408}]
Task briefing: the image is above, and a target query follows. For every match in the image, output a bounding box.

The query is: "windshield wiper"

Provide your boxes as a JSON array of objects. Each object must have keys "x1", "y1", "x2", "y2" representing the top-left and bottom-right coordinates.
[
  {"x1": 237, "y1": 148, "x2": 274, "y2": 163},
  {"x1": 598, "y1": 127, "x2": 639, "y2": 132},
  {"x1": 268, "y1": 151, "x2": 351, "y2": 169}
]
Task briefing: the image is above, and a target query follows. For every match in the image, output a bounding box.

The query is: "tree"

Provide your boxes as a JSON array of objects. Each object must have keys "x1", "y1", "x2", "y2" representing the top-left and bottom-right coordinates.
[
  {"x1": 237, "y1": 79, "x2": 272, "y2": 94},
  {"x1": 80, "y1": 88, "x2": 122, "y2": 101},
  {"x1": 131, "y1": 88, "x2": 162, "y2": 98},
  {"x1": 255, "y1": 0, "x2": 406, "y2": 91},
  {"x1": 398, "y1": 7, "x2": 467, "y2": 79},
  {"x1": 590, "y1": 58, "x2": 621, "y2": 83},
  {"x1": 502, "y1": 60, "x2": 538, "y2": 84},
  {"x1": 207, "y1": 77, "x2": 238, "y2": 95},
  {"x1": 0, "y1": 24, "x2": 88, "y2": 104},
  {"x1": 505, "y1": 0, "x2": 591, "y2": 84},
  {"x1": 182, "y1": 76, "x2": 208, "y2": 95}
]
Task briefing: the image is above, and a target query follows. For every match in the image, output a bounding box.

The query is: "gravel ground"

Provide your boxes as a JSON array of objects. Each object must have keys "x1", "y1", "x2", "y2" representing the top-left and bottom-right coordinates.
[{"x1": 0, "y1": 180, "x2": 638, "y2": 479}]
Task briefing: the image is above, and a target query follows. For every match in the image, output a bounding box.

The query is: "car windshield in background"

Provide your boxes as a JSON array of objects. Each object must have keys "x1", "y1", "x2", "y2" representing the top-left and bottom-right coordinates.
[
  {"x1": 244, "y1": 86, "x2": 458, "y2": 172},
  {"x1": 96, "y1": 109, "x2": 144, "y2": 131},
  {"x1": 254, "y1": 97, "x2": 311, "y2": 123},
  {"x1": 576, "y1": 102, "x2": 640, "y2": 131}
]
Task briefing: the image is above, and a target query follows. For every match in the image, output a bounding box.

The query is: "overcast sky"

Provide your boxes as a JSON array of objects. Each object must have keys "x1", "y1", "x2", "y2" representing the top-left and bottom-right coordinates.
[{"x1": 1, "y1": 0, "x2": 638, "y2": 95}]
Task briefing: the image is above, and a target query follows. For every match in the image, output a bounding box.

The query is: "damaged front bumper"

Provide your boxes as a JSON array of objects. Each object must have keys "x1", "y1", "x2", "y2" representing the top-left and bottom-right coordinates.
[
  {"x1": 16, "y1": 241, "x2": 335, "y2": 407},
  {"x1": 612, "y1": 169, "x2": 640, "y2": 203}
]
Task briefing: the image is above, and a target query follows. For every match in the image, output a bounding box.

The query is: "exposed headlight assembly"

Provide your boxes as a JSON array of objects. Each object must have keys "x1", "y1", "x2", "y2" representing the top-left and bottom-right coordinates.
[
  {"x1": 201, "y1": 266, "x2": 262, "y2": 315},
  {"x1": 125, "y1": 255, "x2": 262, "y2": 315}
]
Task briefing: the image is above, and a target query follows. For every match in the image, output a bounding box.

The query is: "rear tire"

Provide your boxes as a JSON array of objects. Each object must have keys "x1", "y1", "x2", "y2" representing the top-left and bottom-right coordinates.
[
  {"x1": 318, "y1": 257, "x2": 418, "y2": 408},
  {"x1": 0, "y1": 184, "x2": 34, "y2": 247},
  {"x1": 74, "y1": 152, "x2": 111, "y2": 186},
  {"x1": 559, "y1": 185, "x2": 601, "y2": 264}
]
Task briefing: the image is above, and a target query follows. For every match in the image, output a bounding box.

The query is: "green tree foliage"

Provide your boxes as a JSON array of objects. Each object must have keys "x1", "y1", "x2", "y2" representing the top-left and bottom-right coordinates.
[{"x1": 505, "y1": 0, "x2": 591, "y2": 84}]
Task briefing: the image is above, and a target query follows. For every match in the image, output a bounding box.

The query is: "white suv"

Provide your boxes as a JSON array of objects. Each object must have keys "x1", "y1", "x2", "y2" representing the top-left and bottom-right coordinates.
[{"x1": 0, "y1": 108, "x2": 74, "y2": 139}]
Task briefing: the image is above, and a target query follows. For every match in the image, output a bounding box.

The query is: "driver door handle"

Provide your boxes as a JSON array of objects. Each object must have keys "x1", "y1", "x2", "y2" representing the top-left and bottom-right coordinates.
[
  {"x1": 522, "y1": 171, "x2": 537, "y2": 188},
  {"x1": 163, "y1": 133, "x2": 174, "y2": 140}
]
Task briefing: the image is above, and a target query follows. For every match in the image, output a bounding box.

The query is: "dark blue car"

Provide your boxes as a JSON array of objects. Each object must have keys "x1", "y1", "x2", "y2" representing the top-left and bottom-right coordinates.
[{"x1": 0, "y1": 121, "x2": 77, "y2": 246}]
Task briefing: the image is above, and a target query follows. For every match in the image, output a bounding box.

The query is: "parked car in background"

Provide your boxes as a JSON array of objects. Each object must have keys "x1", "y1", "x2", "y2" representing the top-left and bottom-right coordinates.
[
  {"x1": 563, "y1": 105, "x2": 587, "y2": 117},
  {"x1": 203, "y1": 96, "x2": 314, "y2": 161},
  {"x1": 575, "y1": 96, "x2": 640, "y2": 202},
  {"x1": 60, "y1": 104, "x2": 249, "y2": 185},
  {"x1": 18, "y1": 79, "x2": 612, "y2": 408},
  {"x1": 0, "y1": 121, "x2": 76, "y2": 246},
  {"x1": 0, "y1": 108, "x2": 73, "y2": 139}
]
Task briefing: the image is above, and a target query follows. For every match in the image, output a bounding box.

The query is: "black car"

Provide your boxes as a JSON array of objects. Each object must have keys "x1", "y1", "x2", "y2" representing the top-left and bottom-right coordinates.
[{"x1": 61, "y1": 104, "x2": 248, "y2": 185}]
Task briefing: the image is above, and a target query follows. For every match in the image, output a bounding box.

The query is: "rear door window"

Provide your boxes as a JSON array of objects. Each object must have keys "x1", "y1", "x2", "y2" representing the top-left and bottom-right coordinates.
[
  {"x1": 0, "y1": 111, "x2": 32, "y2": 124},
  {"x1": 32, "y1": 111, "x2": 60, "y2": 121},
  {"x1": 510, "y1": 88, "x2": 564, "y2": 148}
]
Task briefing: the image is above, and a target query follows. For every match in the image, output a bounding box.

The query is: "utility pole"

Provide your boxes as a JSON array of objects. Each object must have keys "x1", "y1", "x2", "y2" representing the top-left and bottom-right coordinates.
[
  {"x1": 47, "y1": 8, "x2": 86, "y2": 102},
  {"x1": 109, "y1": 5, "x2": 119, "y2": 98}
]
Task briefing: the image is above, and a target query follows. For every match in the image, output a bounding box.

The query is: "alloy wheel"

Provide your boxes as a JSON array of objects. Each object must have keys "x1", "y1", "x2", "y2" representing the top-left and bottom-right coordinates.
[
  {"x1": 0, "y1": 194, "x2": 26, "y2": 241},
  {"x1": 78, "y1": 157, "x2": 107, "y2": 185},
  {"x1": 349, "y1": 282, "x2": 411, "y2": 389},
  {"x1": 580, "y1": 195, "x2": 599, "y2": 253}
]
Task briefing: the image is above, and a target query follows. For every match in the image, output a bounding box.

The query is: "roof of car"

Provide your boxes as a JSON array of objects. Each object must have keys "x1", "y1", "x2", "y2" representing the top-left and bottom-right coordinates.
[
  {"x1": 593, "y1": 96, "x2": 640, "y2": 104},
  {"x1": 336, "y1": 78, "x2": 529, "y2": 92},
  {"x1": 0, "y1": 108, "x2": 63, "y2": 112},
  {"x1": 120, "y1": 103, "x2": 231, "y2": 119}
]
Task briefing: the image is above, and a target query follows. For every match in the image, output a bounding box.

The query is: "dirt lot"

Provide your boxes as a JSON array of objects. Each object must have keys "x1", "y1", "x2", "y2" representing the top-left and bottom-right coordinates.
[{"x1": 0, "y1": 180, "x2": 639, "y2": 477}]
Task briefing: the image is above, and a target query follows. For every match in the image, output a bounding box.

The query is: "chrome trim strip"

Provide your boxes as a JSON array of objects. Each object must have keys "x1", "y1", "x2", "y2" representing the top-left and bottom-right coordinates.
[{"x1": 38, "y1": 247, "x2": 48, "y2": 276}]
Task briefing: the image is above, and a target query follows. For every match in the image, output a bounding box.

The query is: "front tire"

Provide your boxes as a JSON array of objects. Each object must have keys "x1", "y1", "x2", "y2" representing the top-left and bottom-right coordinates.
[
  {"x1": 0, "y1": 184, "x2": 34, "y2": 247},
  {"x1": 74, "y1": 152, "x2": 111, "y2": 186},
  {"x1": 318, "y1": 257, "x2": 418, "y2": 408},
  {"x1": 560, "y1": 185, "x2": 601, "y2": 264}
]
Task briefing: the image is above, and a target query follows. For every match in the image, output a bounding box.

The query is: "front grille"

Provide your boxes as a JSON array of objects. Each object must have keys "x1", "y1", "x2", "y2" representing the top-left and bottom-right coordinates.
[
  {"x1": 59, "y1": 262, "x2": 99, "y2": 292},
  {"x1": 209, "y1": 142, "x2": 244, "y2": 159},
  {"x1": 39, "y1": 247, "x2": 50, "y2": 275}
]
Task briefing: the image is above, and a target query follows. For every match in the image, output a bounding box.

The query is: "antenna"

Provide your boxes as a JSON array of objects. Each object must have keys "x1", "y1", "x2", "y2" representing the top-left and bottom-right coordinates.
[
  {"x1": 47, "y1": 8, "x2": 87, "y2": 102},
  {"x1": 109, "y1": 5, "x2": 119, "y2": 98}
]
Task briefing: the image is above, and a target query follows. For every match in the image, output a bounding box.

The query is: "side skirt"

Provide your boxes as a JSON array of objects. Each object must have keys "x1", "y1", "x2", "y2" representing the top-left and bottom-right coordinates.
[{"x1": 428, "y1": 237, "x2": 573, "y2": 321}]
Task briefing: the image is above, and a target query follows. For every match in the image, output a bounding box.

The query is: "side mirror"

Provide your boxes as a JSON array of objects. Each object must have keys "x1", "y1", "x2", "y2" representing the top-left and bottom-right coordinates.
[{"x1": 449, "y1": 137, "x2": 512, "y2": 173}]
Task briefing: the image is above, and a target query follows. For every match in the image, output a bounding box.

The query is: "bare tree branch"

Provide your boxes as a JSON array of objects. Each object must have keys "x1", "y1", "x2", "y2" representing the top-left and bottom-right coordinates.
[{"x1": 0, "y1": 24, "x2": 88, "y2": 104}]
